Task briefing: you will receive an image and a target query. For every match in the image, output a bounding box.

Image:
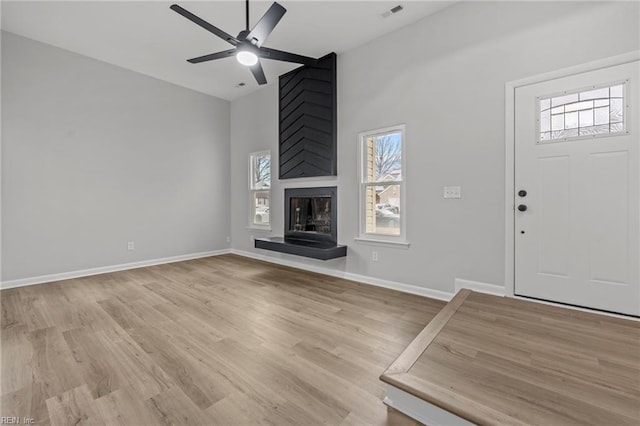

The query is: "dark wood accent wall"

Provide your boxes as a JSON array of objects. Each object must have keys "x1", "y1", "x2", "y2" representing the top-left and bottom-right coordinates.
[{"x1": 279, "y1": 53, "x2": 337, "y2": 179}]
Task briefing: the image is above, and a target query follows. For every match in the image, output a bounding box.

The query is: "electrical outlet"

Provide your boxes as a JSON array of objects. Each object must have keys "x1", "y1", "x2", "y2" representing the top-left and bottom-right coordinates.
[
  {"x1": 444, "y1": 186, "x2": 462, "y2": 199},
  {"x1": 372, "y1": 251, "x2": 378, "y2": 262},
  {"x1": 226, "y1": 236, "x2": 231, "y2": 243},
  {"x1": 127, "y1": 241, "x2": 135, "y2": 250}
]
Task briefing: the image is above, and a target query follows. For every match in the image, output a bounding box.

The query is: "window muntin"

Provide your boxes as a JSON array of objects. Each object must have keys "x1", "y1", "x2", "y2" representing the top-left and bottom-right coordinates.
[
  {"x1": 359, "y1": 127, "x2": 405, "y2": 239},
  {"x1": 538, "y1": 82, "x2": 626, "y2": 142},
  {"x1": 249, "y1": 151, "x2": 271, "y2": 227}
]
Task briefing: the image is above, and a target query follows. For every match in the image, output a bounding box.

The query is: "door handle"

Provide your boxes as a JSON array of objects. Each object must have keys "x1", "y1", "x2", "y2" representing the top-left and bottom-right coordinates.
[
  {"x1": 518, "y1": 190, "x2": 527, "y2": 197},
  {"x1": 518, "y1": 204, "x2": 527, "y2": 212}
]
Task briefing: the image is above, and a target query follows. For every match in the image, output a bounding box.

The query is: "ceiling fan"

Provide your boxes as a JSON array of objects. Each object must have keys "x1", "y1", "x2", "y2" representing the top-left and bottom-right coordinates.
[{"x1": 170, "y1": 1, "x2": 318, "y2": 85}]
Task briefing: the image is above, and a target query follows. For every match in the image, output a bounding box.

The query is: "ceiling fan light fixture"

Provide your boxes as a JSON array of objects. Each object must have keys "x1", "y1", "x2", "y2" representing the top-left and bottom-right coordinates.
[
  {"x1": 172, "y1": 2, "x2": 317, "y2": 85},
  {"x1": 236, "y1": 49, "x2": 258, "y2": 66}
]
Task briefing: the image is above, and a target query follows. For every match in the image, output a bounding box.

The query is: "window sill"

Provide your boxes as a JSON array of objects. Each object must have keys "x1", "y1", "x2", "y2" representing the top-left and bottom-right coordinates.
[
  {"x1": 246, "y1": 226, "x2": 272, "y2": 232},
  {"x1": 354, "y1": 237, "x2": 410, "y2": 249}
]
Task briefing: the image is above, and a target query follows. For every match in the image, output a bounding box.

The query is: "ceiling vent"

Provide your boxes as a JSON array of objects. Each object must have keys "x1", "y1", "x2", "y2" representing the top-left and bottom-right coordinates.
[{"x1": 382, "y1": 5, "x2": 404, "y2": 18}]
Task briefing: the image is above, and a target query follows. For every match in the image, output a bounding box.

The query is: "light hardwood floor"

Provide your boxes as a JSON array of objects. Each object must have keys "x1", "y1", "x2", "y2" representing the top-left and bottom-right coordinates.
[
  {"x1": 1, "y1": 254, "x2": 444, "y2": 425},
  {"x1": 381, "y1": 290, "x2": 640, "y2": 425}
]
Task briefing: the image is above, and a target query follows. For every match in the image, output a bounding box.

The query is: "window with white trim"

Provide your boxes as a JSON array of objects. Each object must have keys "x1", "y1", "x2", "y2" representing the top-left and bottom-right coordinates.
[
  {"x1": 249, "y1": 151, "x2": 271, "y2": 228},
  {"x1": 358, "y1": 125, "x2": 406, "y2": 241}
]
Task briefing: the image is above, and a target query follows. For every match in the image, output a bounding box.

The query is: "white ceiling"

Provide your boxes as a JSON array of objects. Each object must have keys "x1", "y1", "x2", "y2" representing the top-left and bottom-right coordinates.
[{"x1": 1, "y1": 1, "x2": 453, "y2": 101}]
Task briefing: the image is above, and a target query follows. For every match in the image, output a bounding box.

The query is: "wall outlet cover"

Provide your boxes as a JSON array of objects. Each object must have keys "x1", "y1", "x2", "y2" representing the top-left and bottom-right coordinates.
[{"x1": 444, "y1": 186, "x2": 462, "y2": 199}]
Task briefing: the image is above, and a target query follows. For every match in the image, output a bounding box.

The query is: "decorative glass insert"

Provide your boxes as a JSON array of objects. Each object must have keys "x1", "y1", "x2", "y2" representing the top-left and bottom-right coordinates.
[{"x1": 539, "y1": 83, "x2": 626, "y2": 142}]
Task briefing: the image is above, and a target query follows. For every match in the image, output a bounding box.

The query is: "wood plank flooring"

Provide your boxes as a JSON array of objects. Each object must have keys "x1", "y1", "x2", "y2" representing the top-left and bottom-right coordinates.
[
  {"x1": 381, "y1": 290, "x2": 640, "y2": 425},
  {"x1": 1, "y1": 254, "x2": 444, "y2": 425}
]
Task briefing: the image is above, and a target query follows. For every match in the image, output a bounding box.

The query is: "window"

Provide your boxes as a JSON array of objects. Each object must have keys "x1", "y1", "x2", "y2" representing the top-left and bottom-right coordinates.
[
  {"x1": 538, "y1": 82, "x2": 626, "y2": 143},
  {"x1": 358, "y1": 125, "x2": 406, "y2": 242},
  {"x1": 249, "y1": 151, "x2": 271, "y2": 228}
]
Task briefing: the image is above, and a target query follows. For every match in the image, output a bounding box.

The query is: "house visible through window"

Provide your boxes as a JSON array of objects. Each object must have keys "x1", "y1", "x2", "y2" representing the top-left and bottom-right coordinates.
[
  {"x1": 359, "y1": 125, "x2": 405, "y2": 240},
  {"x1": 249, "y1": 151, "x2": 271, "y2": 227}
]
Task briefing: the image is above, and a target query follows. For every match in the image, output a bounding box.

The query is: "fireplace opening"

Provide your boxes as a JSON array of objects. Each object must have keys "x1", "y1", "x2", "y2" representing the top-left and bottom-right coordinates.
[
  {"x1": 254, "y1": 185, "x2": 345, "y2": 259},
  {"x1": 285, "y1": 187, "x2": 337, "y2": 244},
  {"x1": 289, "y1": 197, "x2": 331, "y2": 234}
]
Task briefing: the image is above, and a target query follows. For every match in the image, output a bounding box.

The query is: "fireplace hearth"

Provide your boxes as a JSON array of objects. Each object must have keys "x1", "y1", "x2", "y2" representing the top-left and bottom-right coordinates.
[{"x1": 254, "y1": 186, "x2": 347, "y2": 260}]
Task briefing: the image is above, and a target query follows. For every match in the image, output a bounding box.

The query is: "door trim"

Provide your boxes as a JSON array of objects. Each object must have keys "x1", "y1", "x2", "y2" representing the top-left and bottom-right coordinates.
[{"x1": 504, "y1": 50, "x2": 640, "y2": 298}]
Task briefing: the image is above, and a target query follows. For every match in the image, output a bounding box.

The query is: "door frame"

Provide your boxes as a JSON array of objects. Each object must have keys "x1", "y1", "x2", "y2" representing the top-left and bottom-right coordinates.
[{"x1": 503, "y1": 50, "x2": 640, "y2": 298}]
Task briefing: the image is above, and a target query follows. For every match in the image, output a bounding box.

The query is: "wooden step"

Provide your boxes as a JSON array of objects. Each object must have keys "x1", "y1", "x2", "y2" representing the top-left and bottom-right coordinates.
[{"x1": 380, "y1": 289, "x2": 640, "y2": 426}]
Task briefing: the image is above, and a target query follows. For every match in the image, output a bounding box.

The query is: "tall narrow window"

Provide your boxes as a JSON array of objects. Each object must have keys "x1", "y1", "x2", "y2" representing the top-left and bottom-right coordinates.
[
  {"x1": 358, "y1": 125, "x2": 406, "y2": 241},
  {"x1": 249, "y1": 151, "x2": 271, "y2": 228}
]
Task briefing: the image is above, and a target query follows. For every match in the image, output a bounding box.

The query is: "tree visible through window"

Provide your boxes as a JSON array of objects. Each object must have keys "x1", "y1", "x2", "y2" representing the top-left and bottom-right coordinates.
[
  {"x1": 250, "y1": 151, "x2": 271, "y2": 227},
  {"x1": 360, "y1": 126, "x2": 405, "y2": 238}
]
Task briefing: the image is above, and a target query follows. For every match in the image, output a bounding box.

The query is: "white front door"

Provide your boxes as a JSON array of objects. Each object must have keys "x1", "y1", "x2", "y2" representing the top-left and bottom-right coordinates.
[{"x1": 514, "y1": 60, "x2": 640, "y2": 316}]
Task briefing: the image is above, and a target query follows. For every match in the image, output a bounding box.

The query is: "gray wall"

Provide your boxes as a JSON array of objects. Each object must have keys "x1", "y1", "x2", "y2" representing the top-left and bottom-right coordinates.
[
  {"x1": 229, "y1": 1, "x2": 640, "y2": 293},
  {"x1": 1, "y1": 32, "x2": 231, "y2": 281}
]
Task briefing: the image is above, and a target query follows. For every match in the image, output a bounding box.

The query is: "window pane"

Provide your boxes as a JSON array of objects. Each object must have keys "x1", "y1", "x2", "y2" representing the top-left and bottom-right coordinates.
[
  {"x1": 579, "y1": 109, "x2": 593, "y2": 127},
  {"x1": 540, "y1": 109, "x2": 550, "y2": 132},
  {"x1": 552, "y1": 114, "x2": 564, "y2": 131},
  {"x1": 251, "y1": 153, "x2": 271, "y2": 189},
  {"x1": 594, "y1": 106, "x2": 609, "y2": 125},
  {"x1": 610, "y1": 84, "x2": 623, "y2": 98},
  {"x1": 610, "y1": 98, "x2": 623, "y2": 123},
  {"x1": 365, "y1": 184, "x2": 401, "y2": 236},
  {"x1": 579, "y1": 124, "x2": 610, "y2": 136},
  {"x1": 564, "y1": 111, "x2": 578, "y2": 129},
  {"x1": 564, "y1": 100, "x2": 593, "y2": 113},
  {"x1": 365, "y1": 132, "x2": 402, "y2": 183},
  {"x1": 540, "y1": 98, "x2": 551, "y2": 111},
  {"x1": 551, "y1": 93, "x2": 578, "y2": 107},
  {"x1": 579, "y1": 87, "x2": 609, "y2": 101},
  {"x1": 252, "y1": 191, "x2": 270, "y2": 225}
]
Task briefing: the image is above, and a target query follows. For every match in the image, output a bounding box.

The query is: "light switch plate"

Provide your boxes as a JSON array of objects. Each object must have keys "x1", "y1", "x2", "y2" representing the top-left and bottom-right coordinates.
[{"x1": 444, "y1": 186, "x2": 461, "y2": 199}]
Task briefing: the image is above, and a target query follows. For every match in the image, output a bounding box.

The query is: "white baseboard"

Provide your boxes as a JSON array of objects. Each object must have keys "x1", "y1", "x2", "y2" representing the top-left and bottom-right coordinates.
[
  {"x1": 455, "y1": 278, "x2": 505, "y2": 296},
  {"x1": 231, "y1": 249, "x2": 453, "y2": 301},
  {"x1": 2, "y1": 247, "x2": 455, "y2": 302},
  {"x1": 0, "y1": 249, "x2": 231, "y2": 290},
  {"x1": 384, "y1": 385, "x2": 473, "y2": 426}
]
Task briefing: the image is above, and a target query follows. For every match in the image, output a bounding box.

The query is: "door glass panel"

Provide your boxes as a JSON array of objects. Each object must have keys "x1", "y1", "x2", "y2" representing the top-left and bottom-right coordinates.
[{"x1": 538, "y1": 82, "x2": 626, "y2": 142}]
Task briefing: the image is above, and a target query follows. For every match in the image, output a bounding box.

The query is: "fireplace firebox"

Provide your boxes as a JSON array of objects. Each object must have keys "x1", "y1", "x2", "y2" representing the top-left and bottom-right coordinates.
[
  {"x1": 254, "y1": 186, "x2": 347, "y2": 260},
  {"x1": 285, "y1": 187, "x2": 337, "y2": 244}
]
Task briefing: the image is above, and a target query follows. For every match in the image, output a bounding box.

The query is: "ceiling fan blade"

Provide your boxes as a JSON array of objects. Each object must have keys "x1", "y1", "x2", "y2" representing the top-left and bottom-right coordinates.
[
  {"x1": 246, "y1": 2, "x2": 286, "y2": 47},
  {"x1": 258, "y1": 47, "x2": 317, "y2": 67},
  {"x1": 250, "y1": 60, "x2": 268, "y2": 85},
  {"x1": 187, "y1": 49, "x2": 237, "y2": 64},
  {"x1": 170, "y1": 4, "x2": 238, "y2": 46}
]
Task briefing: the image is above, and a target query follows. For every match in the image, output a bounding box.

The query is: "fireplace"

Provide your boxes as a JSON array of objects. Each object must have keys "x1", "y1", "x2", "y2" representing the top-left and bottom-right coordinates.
[
  {"x1": 254, "y1": 186, "x2": 346, "y2": 260},
  {"x1": 285, "y1": 187, "x2": 337, "y2": 244}
]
